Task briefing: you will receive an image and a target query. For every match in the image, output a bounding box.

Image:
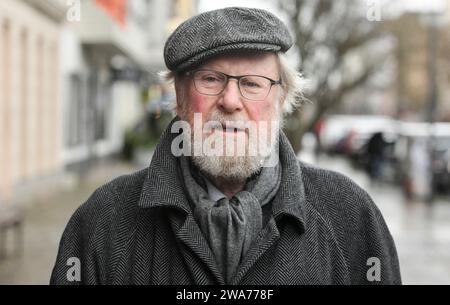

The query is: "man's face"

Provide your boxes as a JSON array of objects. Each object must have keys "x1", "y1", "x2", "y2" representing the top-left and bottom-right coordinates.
[{"x1": 176, "y1": 52, "x2": 282, "y2": 181}]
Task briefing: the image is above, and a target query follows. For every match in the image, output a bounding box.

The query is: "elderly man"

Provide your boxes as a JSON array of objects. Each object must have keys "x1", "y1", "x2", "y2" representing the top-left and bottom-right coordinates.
[{"x1": 51, "y1": 7, "x2": 401, "y2": 285}]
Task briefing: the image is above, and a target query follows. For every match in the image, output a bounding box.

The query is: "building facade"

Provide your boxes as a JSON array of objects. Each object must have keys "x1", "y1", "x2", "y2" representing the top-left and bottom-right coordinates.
[
  {"x1": 60, "y1": 0, "x2": 198, "y2": 167},
  {"x1": 0, "y1": 0, "x2": 197, "y2": 205},
  {"x1": 0, "y1": 0, "x2": 65, "y2": 204}
]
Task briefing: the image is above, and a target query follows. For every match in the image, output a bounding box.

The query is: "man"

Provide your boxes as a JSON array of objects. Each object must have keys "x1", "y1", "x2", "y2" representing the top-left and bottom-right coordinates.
[{"x1": 51, "y1": 7, "x2": 401, "y2": 285}]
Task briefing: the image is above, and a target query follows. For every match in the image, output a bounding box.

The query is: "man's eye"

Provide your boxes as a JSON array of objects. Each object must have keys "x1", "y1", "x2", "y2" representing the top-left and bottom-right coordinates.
[
  {"x1": 241, "y1": 80, "x2": 261, "y2": 88},
  {"x1": 201, "y1": 75, "x2": 221, "y2": 83}
]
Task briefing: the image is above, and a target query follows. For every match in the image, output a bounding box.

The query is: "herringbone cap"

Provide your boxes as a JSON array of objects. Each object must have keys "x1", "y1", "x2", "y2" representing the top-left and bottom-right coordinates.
[{"x1": 164, "y1": 7, "x2": 293, "y2": 72}]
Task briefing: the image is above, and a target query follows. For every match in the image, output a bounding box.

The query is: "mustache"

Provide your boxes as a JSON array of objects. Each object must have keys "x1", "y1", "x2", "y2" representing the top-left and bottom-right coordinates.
[
  {"x1": 206, "y1": 111, "x2": 247, "y2": 123},
  {"x1": 205, "y1": 111, "x2": 249, "y2": 132},
  {"x1": 205, "y1": 111, "x2": 279, "y2": 125}
]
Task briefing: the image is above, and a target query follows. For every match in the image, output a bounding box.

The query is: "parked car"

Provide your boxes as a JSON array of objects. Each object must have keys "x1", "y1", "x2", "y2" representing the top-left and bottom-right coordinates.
[
  {"x1": 319, "y1": 115, "x2": 396, "y2": 155},
  {"x1": 320, "y1": 116, "x2": 450, "y2": 193}
]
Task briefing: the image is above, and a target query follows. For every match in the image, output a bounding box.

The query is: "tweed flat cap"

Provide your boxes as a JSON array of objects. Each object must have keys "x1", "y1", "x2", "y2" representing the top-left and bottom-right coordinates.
[{"x1": 164, "y1": 7, "x2": 293, "y2": 72}]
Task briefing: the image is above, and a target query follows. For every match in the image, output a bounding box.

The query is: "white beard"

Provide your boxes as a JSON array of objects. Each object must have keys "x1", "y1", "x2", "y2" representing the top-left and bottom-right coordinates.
[{"x1": 188, "y1": 110, "x2": 281, "y2": 181}]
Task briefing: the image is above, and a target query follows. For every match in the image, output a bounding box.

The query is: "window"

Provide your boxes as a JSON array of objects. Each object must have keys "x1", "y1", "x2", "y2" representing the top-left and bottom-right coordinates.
[{"x1": 66, "y1": 74, "x2": 85, "y2": 147}]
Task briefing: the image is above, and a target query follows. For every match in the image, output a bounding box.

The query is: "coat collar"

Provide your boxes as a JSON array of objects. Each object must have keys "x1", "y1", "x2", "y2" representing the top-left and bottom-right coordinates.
[{"x1": 138, "y1": 116, "x2": 306, "y2": 233}]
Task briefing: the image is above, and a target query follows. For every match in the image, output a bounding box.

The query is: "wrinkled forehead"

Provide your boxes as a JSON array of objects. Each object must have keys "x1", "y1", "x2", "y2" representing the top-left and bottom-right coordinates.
[{"x1": 195, "y1": 51, "x2": 281, "y2": 78}]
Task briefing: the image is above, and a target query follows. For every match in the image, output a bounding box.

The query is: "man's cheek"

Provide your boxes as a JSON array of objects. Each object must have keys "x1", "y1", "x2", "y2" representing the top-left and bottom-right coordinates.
[
  {"x1": 249, "y1": 104, "x2": 270, "y2": 122},
  {"x1": 191, "y1": 98, "x2": 210, "y2": 116}
]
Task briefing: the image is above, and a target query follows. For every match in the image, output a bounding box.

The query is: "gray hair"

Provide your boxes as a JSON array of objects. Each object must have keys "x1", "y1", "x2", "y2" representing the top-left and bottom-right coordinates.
[
  {"x1": 276, "y1": 54, "x2": 306, "y2": 115},
  {"x1": 159, "y1": 53, "x2": 306, "y2": 116}
]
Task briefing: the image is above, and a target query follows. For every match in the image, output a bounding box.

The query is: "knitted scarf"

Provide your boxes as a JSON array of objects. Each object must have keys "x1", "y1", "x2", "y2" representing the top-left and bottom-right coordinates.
[{"x1": 179, "y1": 155, "x2": 281, "y2": 283}]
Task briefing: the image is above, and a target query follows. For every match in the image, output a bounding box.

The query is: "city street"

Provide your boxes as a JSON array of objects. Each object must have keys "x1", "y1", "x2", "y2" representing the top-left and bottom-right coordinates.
[{"x1": 1, "y1": 152, "x2": 449, "y2": 284}]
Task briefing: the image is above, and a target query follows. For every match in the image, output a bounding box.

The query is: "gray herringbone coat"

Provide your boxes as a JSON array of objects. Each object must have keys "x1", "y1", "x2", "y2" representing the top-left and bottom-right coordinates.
[{"x1": 50, "y1": 122, "x2": 401, "y2": 285}]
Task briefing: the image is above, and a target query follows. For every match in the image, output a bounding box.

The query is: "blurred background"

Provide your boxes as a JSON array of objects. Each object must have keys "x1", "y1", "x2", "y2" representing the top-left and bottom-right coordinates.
[{"x1": 0, "y1": 0, "x2": 449, "y2": 284}]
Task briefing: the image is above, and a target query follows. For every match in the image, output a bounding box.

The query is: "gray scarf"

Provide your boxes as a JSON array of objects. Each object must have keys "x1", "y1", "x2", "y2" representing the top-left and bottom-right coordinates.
[{"x1": 179, "y1": 156, "x2": 281, "y2": 283}]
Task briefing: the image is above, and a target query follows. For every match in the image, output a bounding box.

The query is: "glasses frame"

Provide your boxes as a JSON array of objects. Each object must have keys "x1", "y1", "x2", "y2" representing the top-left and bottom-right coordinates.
[{"x1": 186, "y1": 69, "x2": 282, "y2": 101}]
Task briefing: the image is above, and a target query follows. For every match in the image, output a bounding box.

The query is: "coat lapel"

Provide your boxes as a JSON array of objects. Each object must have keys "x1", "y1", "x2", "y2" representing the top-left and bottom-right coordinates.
[
  {"x1": 230, "y1": 132, "x2": 307, "y2": 284},
  {"x1": 230, "y1": 216, "x2": 280, "y2": 284},
  {"x1": 175, "y1": 214, "x2": 225, "y2": 284}
]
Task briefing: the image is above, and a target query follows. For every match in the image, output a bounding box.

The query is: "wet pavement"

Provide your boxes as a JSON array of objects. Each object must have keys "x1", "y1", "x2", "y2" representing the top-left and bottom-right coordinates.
[
  {"x1": 1, "y1": 151, "x2": 449, "y2": 284},
  {"x1": 0, "y1": 159, "x2": 142, "y2": 284}
]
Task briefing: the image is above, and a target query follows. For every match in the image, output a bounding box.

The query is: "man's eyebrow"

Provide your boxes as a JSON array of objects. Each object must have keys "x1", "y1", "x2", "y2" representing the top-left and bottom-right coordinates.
[{"x1": 199, "y1": 68, "x2": 279, "y2": 78}]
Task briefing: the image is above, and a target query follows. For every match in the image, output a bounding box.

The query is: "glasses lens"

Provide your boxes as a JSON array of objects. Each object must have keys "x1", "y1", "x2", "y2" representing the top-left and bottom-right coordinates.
[
  {"x1": 193, "y1": 70, "x2": 226, "y2": 95},
  {"x1": 239, "y1": 76, "x2": 271, "y2": 100}
]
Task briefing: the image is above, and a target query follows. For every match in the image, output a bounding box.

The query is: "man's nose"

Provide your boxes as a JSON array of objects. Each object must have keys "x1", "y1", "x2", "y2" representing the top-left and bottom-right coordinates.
[{"x1": 217, "y1": 80, "x2": 243, "y2": 113}]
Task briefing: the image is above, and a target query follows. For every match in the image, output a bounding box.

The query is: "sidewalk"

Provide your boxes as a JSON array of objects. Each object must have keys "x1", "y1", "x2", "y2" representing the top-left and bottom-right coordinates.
[{"x1": 0, "y1": 158, "x2": 142, "y2": 284}]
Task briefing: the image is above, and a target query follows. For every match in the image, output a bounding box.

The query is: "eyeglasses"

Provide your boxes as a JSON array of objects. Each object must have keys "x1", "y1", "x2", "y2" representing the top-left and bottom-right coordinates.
[{"x1": 186, "y1": 69, "x2": 282, "y2": 101}]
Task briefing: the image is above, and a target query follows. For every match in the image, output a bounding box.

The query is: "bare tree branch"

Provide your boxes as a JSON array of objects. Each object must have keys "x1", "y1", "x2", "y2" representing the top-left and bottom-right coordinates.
[{"x1": 279, "y1": 0, "x2": 391, "y2": 152}]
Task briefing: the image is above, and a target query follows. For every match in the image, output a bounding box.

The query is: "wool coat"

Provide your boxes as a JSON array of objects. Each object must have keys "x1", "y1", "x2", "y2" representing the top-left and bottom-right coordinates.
[{"x1": 50, "y1": 120, "x2": 401, "y2": 285}]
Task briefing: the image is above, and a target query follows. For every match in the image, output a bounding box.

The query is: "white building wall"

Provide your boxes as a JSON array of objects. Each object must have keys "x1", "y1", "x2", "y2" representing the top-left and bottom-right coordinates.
[{"x1": 0, "y1": 0, "x2": 62, "y2": 203}]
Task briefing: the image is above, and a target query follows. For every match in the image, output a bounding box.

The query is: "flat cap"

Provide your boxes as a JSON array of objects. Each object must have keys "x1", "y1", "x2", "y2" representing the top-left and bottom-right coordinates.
[{"x1": 164, "y1": 7, "x2": 293, "y2": 72}]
